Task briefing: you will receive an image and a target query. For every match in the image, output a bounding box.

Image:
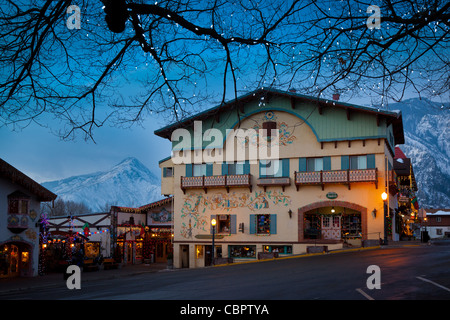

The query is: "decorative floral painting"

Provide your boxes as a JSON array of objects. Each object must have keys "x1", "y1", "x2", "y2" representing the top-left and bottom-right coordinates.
[
  {"x1": 244, "y1": 111, "x2": 297, "y2": 147},
  {"x1": 179, "y1": 190, "x2": 291, "y2": 238}
]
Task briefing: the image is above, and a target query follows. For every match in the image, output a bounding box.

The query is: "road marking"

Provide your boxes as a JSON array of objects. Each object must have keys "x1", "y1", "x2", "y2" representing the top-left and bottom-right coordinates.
[
  {"x1": 416, "y1": 276, "x2": 450, "y2": 292},
  {"x1": 356, "y1": 288, "x2": 375, "y2": 300}
]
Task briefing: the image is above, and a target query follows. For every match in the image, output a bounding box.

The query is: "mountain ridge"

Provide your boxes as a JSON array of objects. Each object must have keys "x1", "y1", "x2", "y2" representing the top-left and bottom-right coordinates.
[{"x1": 41, "y1": 157, "x2": 162, "y2": 212}]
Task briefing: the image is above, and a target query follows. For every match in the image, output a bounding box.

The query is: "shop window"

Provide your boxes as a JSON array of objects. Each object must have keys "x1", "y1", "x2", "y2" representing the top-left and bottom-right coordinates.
[
  {"x1": 196, "y1": 245, "x2": 204, "y2": 259},
  {"x1": 229, "y1": 245, "x2": 256, "y2": 258},
  {"x1": 263, "y1": 245, "x2": 292, "y2": 254}
]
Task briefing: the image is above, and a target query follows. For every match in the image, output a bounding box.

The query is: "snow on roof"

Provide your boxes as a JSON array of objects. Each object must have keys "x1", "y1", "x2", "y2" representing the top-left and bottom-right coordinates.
[
  {"x1": 425, "y1": 209, "x2": 450, "y2": 216},
  {"x1": 427, "y1": 210, "x2": 450, "y2": 216}
]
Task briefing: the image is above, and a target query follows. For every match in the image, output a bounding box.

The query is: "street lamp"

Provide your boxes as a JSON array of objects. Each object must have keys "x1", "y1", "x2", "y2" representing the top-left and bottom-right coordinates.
[
  {"x1": 381, "y1": 192, "x2": 388, "y2": 245},
  {"x1": 211, "y1": 218, "x2": 216, "y2": 266}
]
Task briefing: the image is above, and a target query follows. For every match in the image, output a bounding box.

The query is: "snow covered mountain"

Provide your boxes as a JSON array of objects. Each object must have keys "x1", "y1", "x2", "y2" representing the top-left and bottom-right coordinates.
[
  {"x1": 41, "y1": 157, "x2": 162, "y2": 212},
  {"x1": 388, "y1": 98, "x2": 450, "y2": 209}
]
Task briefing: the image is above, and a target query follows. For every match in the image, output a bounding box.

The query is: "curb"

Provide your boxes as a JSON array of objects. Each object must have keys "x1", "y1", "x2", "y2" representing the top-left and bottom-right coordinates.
[{"x1": 212, "y1": 245, "x2": 382, "y2": 268}]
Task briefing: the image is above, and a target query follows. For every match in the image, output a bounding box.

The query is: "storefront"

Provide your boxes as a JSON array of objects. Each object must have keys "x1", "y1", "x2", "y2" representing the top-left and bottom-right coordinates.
[
  {"x1": 111, "y1": 197, "x2": 174, "y2": 264},
  {"x1": 299, "y1": 202, "x2": 368, "y2": 247}
]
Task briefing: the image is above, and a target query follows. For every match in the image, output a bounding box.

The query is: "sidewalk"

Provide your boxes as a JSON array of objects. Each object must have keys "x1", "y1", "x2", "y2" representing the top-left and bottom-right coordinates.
[{"x1": 0, "y1": 262, "x2": 170, "y2": 295}]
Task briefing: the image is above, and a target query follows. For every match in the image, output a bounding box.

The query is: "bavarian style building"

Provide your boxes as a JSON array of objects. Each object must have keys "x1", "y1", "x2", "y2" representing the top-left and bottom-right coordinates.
[{"x1": 155, "y1": 88, "x2": 405, "y2": 268}]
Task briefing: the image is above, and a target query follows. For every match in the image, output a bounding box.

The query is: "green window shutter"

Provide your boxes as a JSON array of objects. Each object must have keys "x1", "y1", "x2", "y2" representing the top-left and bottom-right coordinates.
[
  {"x1": 163, "y1": 167, "x2": 167, "y2": 177},
  {"x1": 367, "y1": 154, "x2": 376, "y2": 169},
  {"x1": 206, "y1": 163, "x2": 213, "y2": 176},
  {"x1": 341, "y1": 156, "x2": 349, "y2": 170},
  {"x1": 244, "y1": 160, "x2": 250, "y2": 174},
  {"x1": 185, "y1": 164, "x2": 193, "y2": 177},
  {"x1": 282, "y1": 158, "x2": 290, "y2": 177},
  {"x1": 323, "y1": 157, "x2": 331, "y2": 171},
  {"x1": 230, "y1": 215, "x2": 237, "y2": 234},
  {"x1": 270, "y1": 214, "x2": 277, "y2": 234},
  {"x1": 221, "y1": 162, "x2": 228, "y2": 175},
  {"x1": 249, "y1": 214, "x2": 256, "y2": 234},
  {"x1": 210, "y1": 215, "x2": 217, "y2": 234},
  {"x1": 299, "y1": 157, "x2": 307, "y2": 171}
]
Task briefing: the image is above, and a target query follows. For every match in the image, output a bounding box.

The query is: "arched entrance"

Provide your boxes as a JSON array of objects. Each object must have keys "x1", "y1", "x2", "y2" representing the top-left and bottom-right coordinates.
[
  {"x1": 0, "y1": 241, "x2": 33, "y2": 278},
  {"x1": 298, "y1": 201, "x2": 368, "y2": 243}
]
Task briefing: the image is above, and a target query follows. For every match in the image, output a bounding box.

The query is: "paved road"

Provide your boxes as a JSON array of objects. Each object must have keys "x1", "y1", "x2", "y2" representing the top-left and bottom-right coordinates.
[{"x1": 1, "y1": 246, "x2": 449, "y2": 301}]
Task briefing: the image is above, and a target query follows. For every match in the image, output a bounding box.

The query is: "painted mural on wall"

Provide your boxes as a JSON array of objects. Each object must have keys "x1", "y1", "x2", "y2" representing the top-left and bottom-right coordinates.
[
  {"x1": 180, "y1": 190, "x2": 291, "y2": 238},
  {"x1": 244, "y1": 111, "x2": 297, "y2": 147}
]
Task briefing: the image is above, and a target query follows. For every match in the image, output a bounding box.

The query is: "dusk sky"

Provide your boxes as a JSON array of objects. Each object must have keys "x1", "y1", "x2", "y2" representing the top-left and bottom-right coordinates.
[
  {"x1": 0, "y1": 1, "x2": 447, "y2": 185},
  {"x1": 0, "y1": 108, "x2": 172, "y2": 183}
]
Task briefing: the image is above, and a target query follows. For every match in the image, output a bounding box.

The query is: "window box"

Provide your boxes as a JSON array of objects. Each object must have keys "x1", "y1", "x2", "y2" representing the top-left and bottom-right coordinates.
[{"x1": 257, "y1": 177, "x2": 291, "y2": 192}]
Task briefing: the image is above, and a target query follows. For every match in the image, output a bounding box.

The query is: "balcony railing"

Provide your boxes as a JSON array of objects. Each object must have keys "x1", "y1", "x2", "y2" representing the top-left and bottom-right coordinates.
[
  {"x1": 181, "y1": 174, "x2": 252, "y2": 193},
  {"x1": 295, "y1": 168, "x2": 378, "y2": 190}
]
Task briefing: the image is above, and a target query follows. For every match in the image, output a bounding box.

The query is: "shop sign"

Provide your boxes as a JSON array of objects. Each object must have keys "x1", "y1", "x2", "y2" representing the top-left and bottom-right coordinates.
[
  {"x1": 326, "y1": 192, "x2": 338, "y2": 199},
  {"x1": 195, "y1": 234, "x2": 225, "y2": 240}
]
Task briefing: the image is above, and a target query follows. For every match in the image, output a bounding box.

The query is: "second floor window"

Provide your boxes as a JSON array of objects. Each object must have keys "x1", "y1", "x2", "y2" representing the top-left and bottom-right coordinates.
[
  {"x1": 260, "y1": 158, "x2": 289, "y2": 178},
  {"x1": 350, "y1": 155, "x2": 367, "y2": 170},
  {"x1": 193, "y1": 164, "x2": 207, "y2": 176},
  {"x1": 8, "y1": 191, "x2": 30, "y2": 214},
  {"x1": 307, "y1": 158, "x2": 323, "y2": 172},
  {"x1": 185, "y1": 163, "x2": 213, "y2": 177},
  {"x1": 222, "y1": 161, "x2": 250, "y2": 175}
]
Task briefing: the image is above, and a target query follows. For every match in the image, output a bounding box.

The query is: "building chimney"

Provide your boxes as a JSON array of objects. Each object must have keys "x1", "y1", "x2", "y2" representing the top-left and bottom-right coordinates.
[
  {"x1": 288, "y1": 88, "x2": 297, "y2": 93},
  {"x1": 332, "y1": 93, "x2": 340, "y2": 101}
]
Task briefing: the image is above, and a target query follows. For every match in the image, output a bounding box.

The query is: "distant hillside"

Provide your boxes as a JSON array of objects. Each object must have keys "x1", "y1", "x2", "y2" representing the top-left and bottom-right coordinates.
[{"x1": 389, "y1": 98, "x2": 450, "y2": 208}]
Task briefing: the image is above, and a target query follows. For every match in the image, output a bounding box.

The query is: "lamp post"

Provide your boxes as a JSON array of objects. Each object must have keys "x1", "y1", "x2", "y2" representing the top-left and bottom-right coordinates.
[
  {"x1": 211, "y1": 218, "x2": 216, "y2": 266},
  {"x1": 381, "y1": 191, "x2": 388, "y2": 245}
]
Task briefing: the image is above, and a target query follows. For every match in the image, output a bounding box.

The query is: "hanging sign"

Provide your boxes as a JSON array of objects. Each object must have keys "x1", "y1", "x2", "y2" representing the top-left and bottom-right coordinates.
[{"x1": 326, "y1": 192, "x2": 338, "y2": 199}]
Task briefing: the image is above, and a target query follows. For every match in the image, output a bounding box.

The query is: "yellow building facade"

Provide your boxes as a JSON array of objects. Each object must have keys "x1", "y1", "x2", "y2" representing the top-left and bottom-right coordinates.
[{"x1": 155, "y1": 88, "x2": 404, "y2": 268}]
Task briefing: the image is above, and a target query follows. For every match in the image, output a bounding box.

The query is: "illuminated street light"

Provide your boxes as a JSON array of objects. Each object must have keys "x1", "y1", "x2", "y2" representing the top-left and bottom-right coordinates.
[
  {"x1": 381, "y1": 191, "x2": 388, "y2": 245},
  {"x1": 211, "y1": 218, "x2": 217, "y2": 266}
]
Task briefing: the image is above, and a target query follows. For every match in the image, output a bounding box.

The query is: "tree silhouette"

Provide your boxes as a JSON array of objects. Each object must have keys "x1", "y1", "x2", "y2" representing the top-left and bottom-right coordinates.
[{"x1": 0, "y1": 0, "x2": 448, "y2": 140}]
